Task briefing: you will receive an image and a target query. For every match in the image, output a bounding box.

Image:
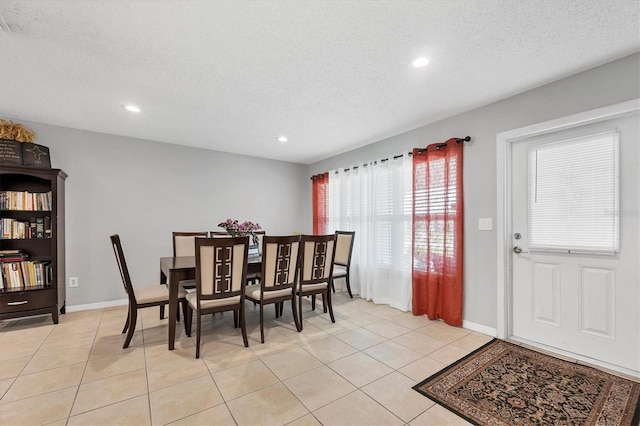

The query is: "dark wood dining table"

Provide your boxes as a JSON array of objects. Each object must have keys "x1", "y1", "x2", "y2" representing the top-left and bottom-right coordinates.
[{"x1": 160, "y1": 255, "x2": 261, "y2": 350}]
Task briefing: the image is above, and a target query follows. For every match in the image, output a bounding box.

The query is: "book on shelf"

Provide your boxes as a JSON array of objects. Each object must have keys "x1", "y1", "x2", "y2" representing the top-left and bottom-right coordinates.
[
  {"x1": 0, "y1": 260, "x2": 51, "y2": 289},
  {"x1": 35, "y1": 217, "x2": 44, "y2": 238},
  {"x1": 0, "y1": 249, "x2": 28, "y2": 262},
  {"x1": 0, "y1": 217, "x2": 52, "y2": 239},
  {"x1": 0, "y1": 190, "x2": 52, "y2": 211}
]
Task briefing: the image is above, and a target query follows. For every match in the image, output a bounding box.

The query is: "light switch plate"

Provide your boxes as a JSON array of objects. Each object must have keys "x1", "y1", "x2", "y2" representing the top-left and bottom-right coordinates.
[{"x1": 478, "y1": 218, "x2": 493, "y2": 231}]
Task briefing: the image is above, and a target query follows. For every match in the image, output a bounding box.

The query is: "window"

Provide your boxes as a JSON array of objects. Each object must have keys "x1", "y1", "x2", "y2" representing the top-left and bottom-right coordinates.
[
  {"x1": 413, "y1": 156, "x2": 459, "y2": 272},
  {"x1": 527, "y1": 130, "x2": 619, "y2": 254}
]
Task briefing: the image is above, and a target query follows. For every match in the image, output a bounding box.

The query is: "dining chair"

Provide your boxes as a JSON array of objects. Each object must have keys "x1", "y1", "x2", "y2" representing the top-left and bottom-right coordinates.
[
  {"x1": 331, "y1": 230, "x2": 356, "y2": 298},
  {"x1": 297, "y1": 234, "x2": 337, "y2": 330},
  {"x1": 184, "y1": 236, "x2": 250, "y2": 358},
  {"x1": 110, "y1": 234, "x2": 188, "y2": 349},
  {"x1": 245, "y1": 235, "x2": 301, "y2": 343},
  {"x1": 160, "y1": 232, "x2": 208, "y2": 320}
]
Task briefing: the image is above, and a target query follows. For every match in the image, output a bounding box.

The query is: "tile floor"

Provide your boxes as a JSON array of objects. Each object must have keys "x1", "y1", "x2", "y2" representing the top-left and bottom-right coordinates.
[{"x1": 0, "y1": 292, "x2": 495, "y2": 425}]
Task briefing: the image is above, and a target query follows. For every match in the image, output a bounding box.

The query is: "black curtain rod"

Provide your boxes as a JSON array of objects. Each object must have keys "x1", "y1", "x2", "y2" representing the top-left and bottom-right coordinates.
[{"x1": 338, "y1": 136, "x2": 471, "y2": 173}]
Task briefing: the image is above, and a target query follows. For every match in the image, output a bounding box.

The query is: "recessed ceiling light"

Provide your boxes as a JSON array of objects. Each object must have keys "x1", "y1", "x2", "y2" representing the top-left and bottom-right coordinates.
[
  {"x1": 124, "y1": 105, "x2": 141, "y2": 113},
  {"x1": 278, "y1": 136, "x2": 288, "y2": 143},
  {"x1": 412, "y1": 57, "x2": 430, "y2": 68}
]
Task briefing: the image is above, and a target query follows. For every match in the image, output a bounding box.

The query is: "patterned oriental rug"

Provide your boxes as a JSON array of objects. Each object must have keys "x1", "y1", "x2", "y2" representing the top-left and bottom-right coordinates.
[{"x1": 413, "y1": 339, "x2": 640, "y2": 426}]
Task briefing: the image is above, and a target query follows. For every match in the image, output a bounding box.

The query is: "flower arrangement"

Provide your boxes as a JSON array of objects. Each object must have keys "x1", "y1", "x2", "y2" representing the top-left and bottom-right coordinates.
[
  {"x1": 218, "y1": 219, "x2": 261, "y2": 245},
  {"x1": 0, "y1": 119, "x2": 36, "y2": 142}
]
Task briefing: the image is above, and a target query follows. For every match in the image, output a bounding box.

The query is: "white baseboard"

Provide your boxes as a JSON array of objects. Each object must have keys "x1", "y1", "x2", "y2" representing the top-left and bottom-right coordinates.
[
  {"x1": 66, "y1": 299, "x2": 128, "y2": 313},
  {"x1": 463, "y1": 320, "x2": 497, "y2": 337}
]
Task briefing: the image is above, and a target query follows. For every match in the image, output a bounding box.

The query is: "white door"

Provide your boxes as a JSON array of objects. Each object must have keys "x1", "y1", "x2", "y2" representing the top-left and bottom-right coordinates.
[{"x1": 511, "y1": 113, "x2": 639, "y2": 375}]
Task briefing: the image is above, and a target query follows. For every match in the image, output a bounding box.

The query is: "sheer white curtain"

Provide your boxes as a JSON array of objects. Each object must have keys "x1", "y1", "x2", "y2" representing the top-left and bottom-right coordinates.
[{"x1": 327, "y1": 155, "x2": 413, "y2": 311}]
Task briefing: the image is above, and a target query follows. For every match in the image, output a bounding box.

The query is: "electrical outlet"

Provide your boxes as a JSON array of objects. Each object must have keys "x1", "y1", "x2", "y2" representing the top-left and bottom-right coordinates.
[
  {"x1": 69, "y1": 277, "x2": 78, "y2": 288},
  {"x1": 478, "y1": 218, "x2": 493, "y2": 231}
]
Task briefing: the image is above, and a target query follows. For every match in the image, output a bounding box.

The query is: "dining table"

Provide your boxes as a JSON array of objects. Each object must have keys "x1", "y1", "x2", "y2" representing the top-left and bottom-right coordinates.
[{"x1": 160, "y1": 255, "x2": 262, "y2": 350}]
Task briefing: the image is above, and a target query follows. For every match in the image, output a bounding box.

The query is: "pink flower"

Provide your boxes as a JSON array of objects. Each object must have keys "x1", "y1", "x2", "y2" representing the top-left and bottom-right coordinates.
[{"x1": 217, "y1": 219, "x2": 261, "y2": 239}]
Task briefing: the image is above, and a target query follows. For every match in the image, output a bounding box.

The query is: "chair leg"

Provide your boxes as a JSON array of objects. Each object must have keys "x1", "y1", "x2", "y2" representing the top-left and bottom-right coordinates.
[
  {"x1": 323, "y1": 293, "x2": 327, "y2": 313},
  {"x1": 291, "y1": 296, "x2": 301, "y2": 332},
  {"x1": 326, "y1": 290, "x2": 335, "y2": 323},
  {"x1": 195, "y1": 313, "x2": 202, "y2": 359},
  {"x1": 182, "y1": 301, "x2": 190, "y2": 336},
  {"x1": 122, "y1": 310, "x2": 130, "y2": 334},
  {"x1": 123, "y1": 307, "x2": 137, "y2": 349},
  {"x1": 177, "y1": 303, "x2": 181, "y2": 322},
  {"x1": 311, "y1": 295, "x2": 316, "y2": 311},
  {"x1": 160, "y1": 305, "x2": 165, "y2": 320},
  {"x1": 331, "y1": 278, "x2": 336, "y2": 293},
  {"x1": 259, "y1": 304, "x2": 265, "y2": 344},
  {"x1": 185, "y1": 304, "x2": 193, "y2": 337},
  {"x1": 240, "y1": 304, "x2": 249, "y2": 347},
  {"x1": 233, "y1": 309, "x2": 239, "y2": 328},
  {"x1": 345, "y1": 274, "x2": 353, "y2": 298},
  {"x1": 298, "y1": 292, "x2": 304, "y2": 331},
  {"x1": 274, "y1": 304, "x2": 280, "y2": 318}
]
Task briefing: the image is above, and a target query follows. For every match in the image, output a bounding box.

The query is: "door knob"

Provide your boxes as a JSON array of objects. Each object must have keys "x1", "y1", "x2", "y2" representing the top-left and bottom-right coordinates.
[{"x1": 513, "y1": 246, "x2": 528, "y2": 254}]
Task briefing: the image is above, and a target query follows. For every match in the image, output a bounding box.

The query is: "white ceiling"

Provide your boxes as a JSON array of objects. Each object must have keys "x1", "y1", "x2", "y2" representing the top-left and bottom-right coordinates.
[{"x1": 0, "y1": 1, "x2": 638, "y2": 165}]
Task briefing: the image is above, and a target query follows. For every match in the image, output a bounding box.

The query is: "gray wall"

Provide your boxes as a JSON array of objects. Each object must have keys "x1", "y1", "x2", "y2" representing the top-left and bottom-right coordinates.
[
  {"x1": 13, "y1": 122, "x2": 309, "y2": 307},
  {"x1": 308, "y1": 53, "x2": 640, "y2": 330}
]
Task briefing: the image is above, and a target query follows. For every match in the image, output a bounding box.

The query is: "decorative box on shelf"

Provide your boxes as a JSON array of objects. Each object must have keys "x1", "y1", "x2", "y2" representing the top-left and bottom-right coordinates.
[{"x1": 0, "y1": 140, "x2": 51, "y2": 169}]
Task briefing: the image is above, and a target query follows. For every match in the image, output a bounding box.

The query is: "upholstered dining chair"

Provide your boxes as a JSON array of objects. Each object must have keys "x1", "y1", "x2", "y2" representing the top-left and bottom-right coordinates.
[
  {"x1": 110, "y1": 234, "x2": 188, "y2": 349},
  {"x1": 297, "y1": 234, "x2": 337, "y2": 330},
  {"x1": 160, "y1": 232, "x2": 208, "y2": 320},
  {"x1": 172, "y1": 232, "x2": 208, "y2": 287},
  {"x1": 184, "y1": 236, "x2": 250, "y2": 358},
  {"x1": 245, "y1": 235, "x2": 302, "y2": 343},
  {"x1": 331, "y1": 231, "x2": 356, "y2": 298}
]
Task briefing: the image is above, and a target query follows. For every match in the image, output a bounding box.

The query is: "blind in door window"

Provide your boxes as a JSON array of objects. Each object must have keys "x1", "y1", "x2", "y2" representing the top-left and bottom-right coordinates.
[{"x1": 527, "y1": 130, "x2": 619, "y2": 254}]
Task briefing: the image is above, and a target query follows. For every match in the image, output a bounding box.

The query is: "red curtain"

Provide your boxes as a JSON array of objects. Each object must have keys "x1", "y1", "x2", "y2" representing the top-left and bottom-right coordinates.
[
  {"x1": 412, "y1": 138, "x2": 464, "y2": 326},
  {"x1": 311, "y1": 172, "x2": 329, "y2": 235}
]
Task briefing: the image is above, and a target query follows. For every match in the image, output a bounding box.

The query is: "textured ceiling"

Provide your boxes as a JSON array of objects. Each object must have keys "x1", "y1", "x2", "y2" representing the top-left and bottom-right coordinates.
[{"x1": 0, "y1": 0, "x2": 638, "y2": 164}]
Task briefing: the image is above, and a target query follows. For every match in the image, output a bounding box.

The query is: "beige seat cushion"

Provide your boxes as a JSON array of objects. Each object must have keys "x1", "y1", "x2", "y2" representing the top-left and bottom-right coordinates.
[
  {"x1": 246, "y1": 284, "x2": 292, "y2": 300},
  {"x1": 135, "y1": 285, "x2": 187, "y2": 304},
  {"x1": 332, "y1": 265, "x2": 348, "y2": 277},
  {"x1": 298, "y1": 282, "x2": 329, "y2": 292},
  {"x1": 185, "y1": 292, "x2": 240, "y2": 310}
]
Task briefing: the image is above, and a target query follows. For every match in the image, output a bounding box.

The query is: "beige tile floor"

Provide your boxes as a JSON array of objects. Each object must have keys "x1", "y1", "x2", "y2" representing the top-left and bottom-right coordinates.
[{"x1": 0, "y1": 292, "x2": 494, "y2": 426}]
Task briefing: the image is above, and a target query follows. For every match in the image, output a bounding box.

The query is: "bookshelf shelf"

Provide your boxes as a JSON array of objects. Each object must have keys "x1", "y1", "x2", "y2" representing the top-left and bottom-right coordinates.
[{"x1": 0, "y1": 165, "x2": 67, "y2": 324}]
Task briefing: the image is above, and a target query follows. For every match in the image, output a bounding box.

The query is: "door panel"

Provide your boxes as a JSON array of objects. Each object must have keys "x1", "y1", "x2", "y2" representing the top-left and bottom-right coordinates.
[
  {"x1": 511, "y1": 114, "x2": 639, "y2": 375},
  {"x1": 580, "y1": 266, "x2": 615, "y2": 339},
  {"x1": 531, "y1": 262, "x2": 560, "y2": 326}
]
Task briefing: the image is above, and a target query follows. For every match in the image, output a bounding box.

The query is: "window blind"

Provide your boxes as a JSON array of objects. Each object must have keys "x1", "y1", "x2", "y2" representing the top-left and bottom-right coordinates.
[{"x1": 527, "y1": 130, "x2": 619, "y2": 254}]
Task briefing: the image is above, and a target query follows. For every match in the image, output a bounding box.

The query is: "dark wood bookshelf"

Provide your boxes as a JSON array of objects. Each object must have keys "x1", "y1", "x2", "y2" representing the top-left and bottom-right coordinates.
[{"x1": 0, "y1": 165, "x2": 67, "y2": 324}]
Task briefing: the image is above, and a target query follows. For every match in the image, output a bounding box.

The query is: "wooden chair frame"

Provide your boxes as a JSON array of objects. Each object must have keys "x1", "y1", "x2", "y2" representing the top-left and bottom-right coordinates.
[
  {"x1": 185, "y1": 236, "x2": 249, "y2": 358},
  {"x1": 110, "y1": 234, "x2": 188, "y2": 349},
  {"x1": 331, "y1": 230, "x2": 356, "y2": 298},
  {"x1": 298, "y1": 234, "x2": 337, "y2": 330},
  {"x1": 245, "y1": 235, "x2": 302, "y2": 343},
  {"x1": 160, "y1": 231, "x2": 208, "y2": 320}
]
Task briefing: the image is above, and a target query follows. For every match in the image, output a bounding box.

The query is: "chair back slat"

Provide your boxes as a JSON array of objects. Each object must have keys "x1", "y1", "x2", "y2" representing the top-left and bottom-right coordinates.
[
  {"x1": 110, "y1": 234, "x2": 136, "y2": 302},
  {"x1": 173, "y1": 232, "x2": 208, "y2": 257},
  {"x1": 209, "y1": 231, "x2": 232, "y2": 238},
  {"x1": 261, "y1": 236, "x2": 300, "y2": 292},
  {"x1": 334, "y1": 231, "x2": 355, "y2": 266},
  {"x1": 196, "y1": 236, "x2": 248, "y2": 301},
  {"x1": 301, "y1": 235, "x2": 336, "y2": 283}
]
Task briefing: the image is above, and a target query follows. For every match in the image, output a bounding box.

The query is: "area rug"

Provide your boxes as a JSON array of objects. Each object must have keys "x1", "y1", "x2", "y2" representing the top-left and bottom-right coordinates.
[{"x1": 413, "y1": 339, "x2": 640, "y2": 426}]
